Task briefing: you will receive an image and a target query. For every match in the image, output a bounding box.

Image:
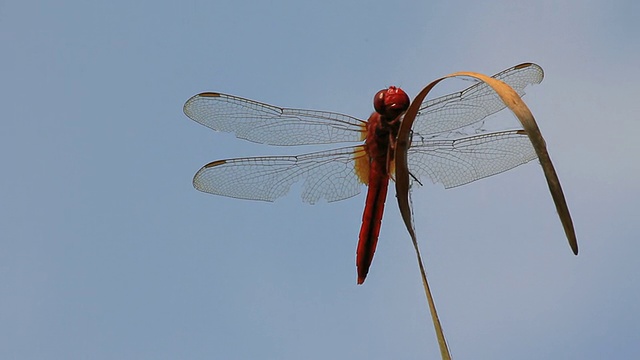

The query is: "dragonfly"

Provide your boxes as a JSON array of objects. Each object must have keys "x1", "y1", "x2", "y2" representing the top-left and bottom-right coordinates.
[{"x1": 184, "y1": 63, "x2": 545, "y2": 284}]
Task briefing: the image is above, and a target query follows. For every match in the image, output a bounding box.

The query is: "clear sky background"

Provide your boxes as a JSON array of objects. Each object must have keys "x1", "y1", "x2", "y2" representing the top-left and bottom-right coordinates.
[{"x1": 2, "y1": 1, "x2": 639, "y2": 359}]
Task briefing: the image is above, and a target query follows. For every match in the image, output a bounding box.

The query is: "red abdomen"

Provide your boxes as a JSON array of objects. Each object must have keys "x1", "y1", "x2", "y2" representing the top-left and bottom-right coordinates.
[{"x1": 356, "y1": 157, "x2": 390, "y2": 284}]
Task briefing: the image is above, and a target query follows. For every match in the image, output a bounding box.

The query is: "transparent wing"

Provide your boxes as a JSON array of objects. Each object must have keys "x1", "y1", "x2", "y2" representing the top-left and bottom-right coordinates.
[
  {"x1": 193, "y1": 146, "x2": 367, "y2": 204},
  {"x1": 407, "y1": 130, "x2": 537, "y2": 189},
  {"x1": 184, "y1": 92, "x2": 366, "y2": 146},
  {"x1": 411, "y1": 63, "x2": 544, "y2": 136}
]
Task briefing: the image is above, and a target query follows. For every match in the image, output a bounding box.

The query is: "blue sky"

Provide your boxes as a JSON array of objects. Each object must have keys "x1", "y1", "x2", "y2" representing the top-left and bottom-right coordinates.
[{"x1": 2, "y1": 0, "x2": 639, "y2": 359}]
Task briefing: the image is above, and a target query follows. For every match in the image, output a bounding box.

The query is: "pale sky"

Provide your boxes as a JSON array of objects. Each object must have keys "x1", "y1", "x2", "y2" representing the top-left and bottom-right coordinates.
[{"x1": 2, "y1": 1, "x2": 639, "y2": 359}]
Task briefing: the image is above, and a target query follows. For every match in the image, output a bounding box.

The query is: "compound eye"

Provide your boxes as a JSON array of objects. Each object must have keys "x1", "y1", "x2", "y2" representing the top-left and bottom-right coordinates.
[
  {"x1": 373, "y1": 89, "x2": 388, "y2": 115},
  {"x1": 373, "y1": 87, "x2": 410, "y2": 117}
]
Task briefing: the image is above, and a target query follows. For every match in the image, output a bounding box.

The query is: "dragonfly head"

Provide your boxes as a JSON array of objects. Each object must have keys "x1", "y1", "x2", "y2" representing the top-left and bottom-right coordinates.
[{"x1": 373, "y1": 86, "x2": 410, "y2": 119}]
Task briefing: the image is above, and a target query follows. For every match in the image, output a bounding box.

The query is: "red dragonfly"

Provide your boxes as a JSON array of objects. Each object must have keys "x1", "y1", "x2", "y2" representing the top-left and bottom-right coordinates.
[{"x1": 184, "y1": 63, "x2": 543, "y2": 284}]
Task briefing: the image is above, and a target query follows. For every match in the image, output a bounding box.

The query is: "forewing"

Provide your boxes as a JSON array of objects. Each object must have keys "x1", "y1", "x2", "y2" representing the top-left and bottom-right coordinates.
[
  {"x1": 194, "y1": 146, "x2": 367, "y2": 204},
  {"x1": 407, "y1": 130, "x2": 537, "y2": 189},
  {"x1": 411, "y1": 63, "x2": 544, "y2": 135},
  {"x1": 184, "y1": 92, "x2": 366, "y2": 145}
]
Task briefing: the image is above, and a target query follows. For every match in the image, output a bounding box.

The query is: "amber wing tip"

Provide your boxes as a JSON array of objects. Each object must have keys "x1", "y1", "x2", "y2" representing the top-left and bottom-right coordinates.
[{"x1": 197, "y1": 92, "x2": 222, "y2": 97}]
